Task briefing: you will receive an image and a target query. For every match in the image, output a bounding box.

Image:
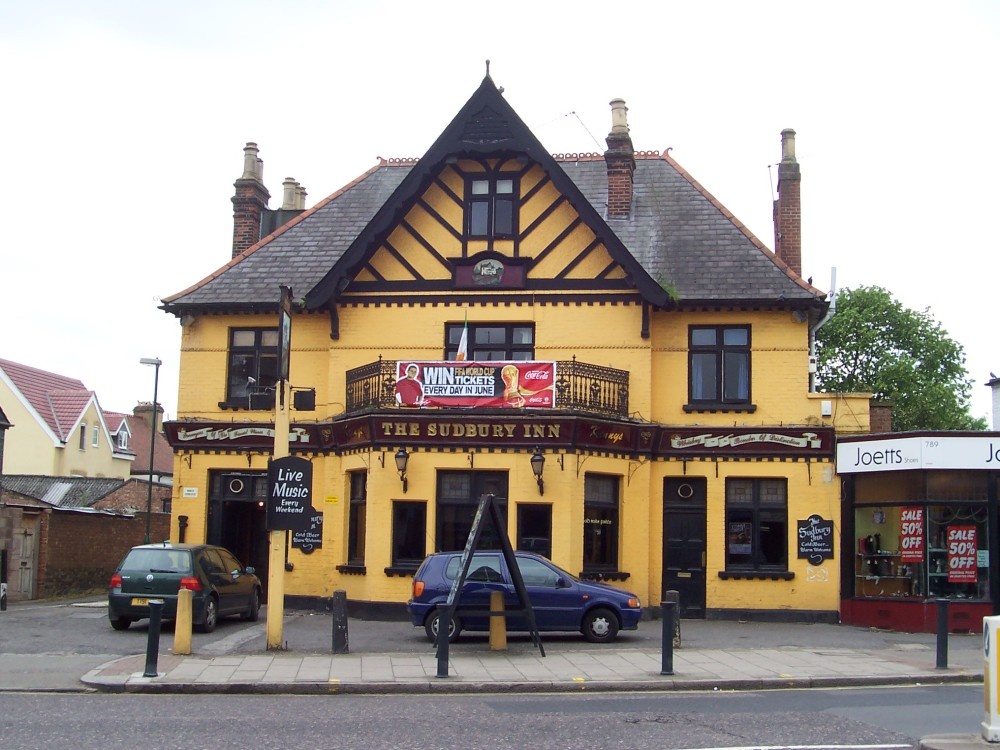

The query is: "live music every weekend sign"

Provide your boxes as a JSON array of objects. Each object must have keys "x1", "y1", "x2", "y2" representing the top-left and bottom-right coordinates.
[
  {"x1": 267, "y1": 455, "x2": 314, "y2": 532},
  {"x1": 393, "y1": 360, "x2": 556, "y2": 409}
]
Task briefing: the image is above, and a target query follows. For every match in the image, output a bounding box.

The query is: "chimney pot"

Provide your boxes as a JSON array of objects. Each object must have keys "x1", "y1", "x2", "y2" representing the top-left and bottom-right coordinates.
[
  {"x1": 282, "y1": 178, "x2": 298, "y2": 210},
  {"x1": 781, "y1": 128, "x2": 797, "y2": 162},
  {"x1": 232, "y1": 143, "x2": 271, "y2": 257},
  {"x1": 241, "y1": 142, "x2": 260, "y2": 180},
  {"x1": 610, "y1": 98, "x2": 629, "y2": 134}
]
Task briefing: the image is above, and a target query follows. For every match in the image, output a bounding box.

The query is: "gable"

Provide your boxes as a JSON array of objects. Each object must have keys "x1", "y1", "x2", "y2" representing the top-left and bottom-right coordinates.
[{"x1": 346, "y1": 159, "x2": 630, "y2": 294}]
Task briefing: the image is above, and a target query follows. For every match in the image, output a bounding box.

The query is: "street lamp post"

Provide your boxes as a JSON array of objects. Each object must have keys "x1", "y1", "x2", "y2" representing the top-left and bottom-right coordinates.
[{"x1": 139, "y1": 357, "x2": 161, "y2": 544}]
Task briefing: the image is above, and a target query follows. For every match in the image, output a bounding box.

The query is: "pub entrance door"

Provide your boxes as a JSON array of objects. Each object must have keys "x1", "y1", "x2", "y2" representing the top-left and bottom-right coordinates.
[{"x1": 662, "y1": 477, "x2": 707, "y2": 618}]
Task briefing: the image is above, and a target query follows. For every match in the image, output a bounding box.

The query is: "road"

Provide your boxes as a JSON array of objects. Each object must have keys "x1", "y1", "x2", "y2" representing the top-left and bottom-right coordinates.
[{"x1": 0, "y1": 685, "x2": 982, "y2": 750}]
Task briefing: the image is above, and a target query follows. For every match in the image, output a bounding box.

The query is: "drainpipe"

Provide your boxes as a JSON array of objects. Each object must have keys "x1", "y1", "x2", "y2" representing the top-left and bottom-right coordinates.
[{"x1": 809, "y1": 267, "x2": 837, "y2": 392}]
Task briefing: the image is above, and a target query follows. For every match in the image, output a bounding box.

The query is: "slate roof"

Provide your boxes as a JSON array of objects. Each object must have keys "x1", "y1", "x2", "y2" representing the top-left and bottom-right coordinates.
[
  {"x1": 162, "y1": 77, "x2": 824, "y2": 315},
  {"x1": 0, "y1": 358, "x2": 95, "y2": 441},
  {"x1": 1, "y1": 475, "x2": 124, "y2": 509}
]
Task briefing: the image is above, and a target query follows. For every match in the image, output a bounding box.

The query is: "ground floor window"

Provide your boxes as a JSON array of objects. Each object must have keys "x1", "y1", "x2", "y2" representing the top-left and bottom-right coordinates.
[
  {"x1": 517, "y1": 503, "x2": 551, "y2": 558},
  {"x1": 347, "y1": 471, "x2": 367, "y2": 565},
  {"x1": 391, "y1": 501, "x2": 425, "y2": 568},
  {"x1": 725, "y1": 478, "x2": 788, "y2": 571},
  {"x1": 435, "y1": 471, "x2": 508, "y2": 552},
  {"x1": 854, "y1": 502, "x2": 989, "y2": 600},
  {"x1": 583, "y1": 474, "x2": 620, "y2": 572}
]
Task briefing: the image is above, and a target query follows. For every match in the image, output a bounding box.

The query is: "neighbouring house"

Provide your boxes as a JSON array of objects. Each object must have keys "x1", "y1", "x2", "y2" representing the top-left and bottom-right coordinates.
[
  {"x1": 159, "y1": 74, "x2": 872, "y2": 622},
  {"x1": 0, "y1": 359, "x2": 175, "y2": 601},
  {"x1": 0, "y1": 475, "x2": 170, "y2": 600},
  {"x1": 0, "y1": 358, "x2": 135, "y2": 478}
]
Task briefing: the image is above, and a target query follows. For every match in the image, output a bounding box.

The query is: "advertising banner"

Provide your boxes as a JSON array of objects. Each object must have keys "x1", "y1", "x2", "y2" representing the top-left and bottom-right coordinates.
[
  {"x1": 267, "y1": 455, "x2": 313, "y2": 532},
  {"x1": 947, "y1": 525, "x2": 978, "y2": 583},
  {"x1": 394, "y1": 360, "x2": 556, "y2": 409},
  {"x1": 899, "y1": 507, "x2": 925, "y2": 563}
]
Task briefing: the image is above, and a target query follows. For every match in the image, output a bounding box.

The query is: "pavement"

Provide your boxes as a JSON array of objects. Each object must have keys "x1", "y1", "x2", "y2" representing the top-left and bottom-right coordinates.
[{"x1": 71, "y1": 607, "x2": 997, "y2": 750}]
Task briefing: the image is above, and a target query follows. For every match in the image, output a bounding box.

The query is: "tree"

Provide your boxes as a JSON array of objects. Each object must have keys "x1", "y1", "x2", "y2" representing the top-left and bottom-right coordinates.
[{"x1": 815, "y1": 285, "x2": 987, "y2": 432}]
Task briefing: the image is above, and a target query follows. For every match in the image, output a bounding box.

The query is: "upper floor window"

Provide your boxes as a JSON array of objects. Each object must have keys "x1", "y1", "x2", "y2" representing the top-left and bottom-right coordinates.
[
  {"x1": 79, "y1": 424, "x2": 87, "y2": 450},
  {"x1": 725, "y1": 478, "x2": 788, "y2": 571},
  {"x1": 92, "y1": 425, "x2": 100, "y2": 448},
  {"x1": 467, "y1": 177, "x2": 516, "y2": 238},
  {"x1": 688, "y1": 325, "x2": 751, "y2": 409},
  {"x1": 445, "y1": 323, "x2": 534, "y2": 361},
  {"x1": 117, "y1": 430, "x2": 129, "y2": 451},
  {"x1": 226, "y1": 328, "x2": 278, "y2": 407}
]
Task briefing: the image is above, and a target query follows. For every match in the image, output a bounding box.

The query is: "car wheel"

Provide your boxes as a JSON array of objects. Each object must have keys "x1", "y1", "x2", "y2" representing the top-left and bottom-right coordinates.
[
  {"x1": 424, "y1": 609, "x2": 462, "y2": 643},
  {"x1": 109, "y1": 614, "x2": 132, "y2": 631},
  {"x1": 582, "y1": 607, "x2": 619, "y2": 643},
  {"x1": 241, "y1": 588, "x2": 261, "y2": 622},
  {"x1": 197, "y1": 595, "x2": 219, "y2": 633}
]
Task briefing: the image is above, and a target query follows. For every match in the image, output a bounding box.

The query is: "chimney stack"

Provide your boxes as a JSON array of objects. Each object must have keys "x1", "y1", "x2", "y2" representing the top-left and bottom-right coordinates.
[
  {"x1": 773, "y1": 128, "x2": 802, "y2": 276},
  {"x1": 604, "y1": 98, "x2": 635, "y2": 219},
  {"x1": 231, "y1": 142, "x2": 271, "y2": 258}
]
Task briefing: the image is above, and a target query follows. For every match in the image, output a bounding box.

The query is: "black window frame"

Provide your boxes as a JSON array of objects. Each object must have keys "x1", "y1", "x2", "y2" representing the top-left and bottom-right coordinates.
[
  {"x1": 466, "y1": 174, "x2": 517, "y2": 239},
  {"x1": 435, "y1": 470, "x2": 508, "y2": 552},
  {"x1": 391, "y1": 500, "x2": 426, "y2": 569},
  {"x1": 583, "y1": 473, "x2": 620, "y2": 573},
  {"x1": 347, "y1": 471, "x2": 367, "y2": 566},
  {"x1": 445, "y1": 323, "x2": 534, "y2": 361},
  {"x1": 225, "y1": 327, "x2": 279, "y2": 408},
  {"x1": 724, "y1": 478, "x2": 788, "y2": 572},
  {"x1": 686, "y1": 324, "x2": 753, "y2": 411}
]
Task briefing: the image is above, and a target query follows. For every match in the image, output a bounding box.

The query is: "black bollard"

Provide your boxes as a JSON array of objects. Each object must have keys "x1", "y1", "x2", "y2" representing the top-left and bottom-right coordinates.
[
  {"x1": 1, "y1": 549, "x2": 7, "y2": 611},
  {"x1": 935, "y1": 598, "x2": 949, "y2": 669},
  {"x1": 661, "y1": 598, "x2": 677, "y2": 675},
  {"x1": 331, "y1": 590, "x2": 349, "y2": 654},
  {"x1": 143, "y1": 599, "x2": 165, "y2": 678},
  {"x1": 436, "y1": 607, "x2": 451, "y2": 678}
]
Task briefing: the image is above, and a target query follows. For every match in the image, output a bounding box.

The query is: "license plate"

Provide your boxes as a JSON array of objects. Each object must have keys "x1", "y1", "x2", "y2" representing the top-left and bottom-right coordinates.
[{"x1": 131, "y1": 597, "x2": 150, "y2": 606}]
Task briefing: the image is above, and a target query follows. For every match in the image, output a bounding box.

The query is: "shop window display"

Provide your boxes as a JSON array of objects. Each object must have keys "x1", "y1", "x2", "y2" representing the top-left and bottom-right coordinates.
[{"x1": 854, "y1": 503, "x2": 989, "y2": 601}]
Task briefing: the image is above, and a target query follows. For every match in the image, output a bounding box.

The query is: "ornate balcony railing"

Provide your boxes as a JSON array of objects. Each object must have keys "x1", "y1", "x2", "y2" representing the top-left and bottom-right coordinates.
[{"x1": 345, "y1": 357, "x2": 629, "y2": 417}]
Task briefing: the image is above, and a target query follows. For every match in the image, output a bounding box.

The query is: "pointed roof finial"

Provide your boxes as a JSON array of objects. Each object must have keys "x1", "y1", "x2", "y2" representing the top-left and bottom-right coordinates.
[{"x1": 486, "y1": 59, "x2": 491, "y2": 77}]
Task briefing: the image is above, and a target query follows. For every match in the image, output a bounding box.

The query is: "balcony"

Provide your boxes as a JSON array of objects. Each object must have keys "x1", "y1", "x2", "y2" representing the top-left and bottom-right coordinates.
[{"x1": 346, "y1": 357, "x2": 629, "y2": 417}]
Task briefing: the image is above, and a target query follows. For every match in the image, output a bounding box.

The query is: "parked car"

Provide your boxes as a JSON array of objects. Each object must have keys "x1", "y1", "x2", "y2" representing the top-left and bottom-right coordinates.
[
  {"x1": 108, "y1": 542, "x2": 261, "y2": 633},
  {"x1": 407, "y1": 550, "x2": 642, "y2": 643}
]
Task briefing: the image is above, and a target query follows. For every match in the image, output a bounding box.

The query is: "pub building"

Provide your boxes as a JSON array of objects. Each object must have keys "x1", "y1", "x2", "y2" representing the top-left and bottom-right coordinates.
[
  {"x1": 839, "y1": 432, "x2": 1000, "y2": 633},
  {"x1": 160, "y1": 73, "x2": 872, "y2": 622}
]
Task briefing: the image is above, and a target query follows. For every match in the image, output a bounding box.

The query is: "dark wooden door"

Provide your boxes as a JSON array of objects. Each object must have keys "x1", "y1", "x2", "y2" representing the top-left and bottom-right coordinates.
[{"x1": 662, "y1": 478, "x2": 707, "y2": 618}]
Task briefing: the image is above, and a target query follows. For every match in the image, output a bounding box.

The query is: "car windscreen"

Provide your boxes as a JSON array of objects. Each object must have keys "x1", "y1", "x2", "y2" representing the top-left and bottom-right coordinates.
[{"x1": 120, "y1": 549, "x2": 193, "y2": 574}]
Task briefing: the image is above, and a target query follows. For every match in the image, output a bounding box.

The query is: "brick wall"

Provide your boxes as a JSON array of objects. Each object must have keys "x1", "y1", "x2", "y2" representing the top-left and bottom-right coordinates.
[
  {"x1": 41, "y1": 511, "x2": 171, "y2": 597},
  {"x1": 93, "y1": 478, "x2": 172, "y2": 515}
]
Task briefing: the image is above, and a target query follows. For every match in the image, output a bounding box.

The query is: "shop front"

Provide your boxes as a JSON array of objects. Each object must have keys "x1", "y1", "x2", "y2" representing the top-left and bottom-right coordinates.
[{"x1": 838, "y1": 432, "x2": 1000, "y2": 633}]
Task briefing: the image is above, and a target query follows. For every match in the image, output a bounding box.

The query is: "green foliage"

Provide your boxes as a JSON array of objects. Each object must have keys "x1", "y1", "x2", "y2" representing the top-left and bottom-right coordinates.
[{"x1": 815, "y1": 286, "x2": 987, "y2": 432}]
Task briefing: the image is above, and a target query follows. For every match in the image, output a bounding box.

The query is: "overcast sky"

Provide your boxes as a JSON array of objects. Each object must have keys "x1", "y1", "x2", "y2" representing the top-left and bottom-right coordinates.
[{"x1": 1, "y1": 1, "x2": 996, "y2": 426}]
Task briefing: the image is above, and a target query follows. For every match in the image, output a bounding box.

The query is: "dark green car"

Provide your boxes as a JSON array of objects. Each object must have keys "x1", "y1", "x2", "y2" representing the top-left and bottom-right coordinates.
[{"x1": 108, "y1": 543, "x2": 262, "y2": 633}]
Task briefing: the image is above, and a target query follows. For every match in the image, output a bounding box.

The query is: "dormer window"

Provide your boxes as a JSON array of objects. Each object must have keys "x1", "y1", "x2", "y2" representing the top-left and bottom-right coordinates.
[{"x1": 468, "y1": 177, "x2": 515, "y2": 238}]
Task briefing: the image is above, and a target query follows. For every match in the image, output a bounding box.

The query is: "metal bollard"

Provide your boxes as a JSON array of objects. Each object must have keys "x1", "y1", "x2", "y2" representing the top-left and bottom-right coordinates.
[
  {"x1": 1, "y1": 548, "x2": 7, "y2": 611},
  {"x1": 661, "y1": 598, "x2": 677, "y2": 675},
  {"x1": 436, "y1": 607, "x2": 451, "y2": 678},
  {"x1": 331, "y1": 590, "x2": 349, "y2": 654},
  {"x1": 936, "y1": 598, "x2": 949, "y2": 669},
  {"x1": 143, "y1": 599, "x2": 165, "y2": 677},
  {"x1": 173, "y1": 588, "x2": 193, "y2": 655},
  {"x1": 664, "y1": 589, "x2": 681, "y2": 647}
]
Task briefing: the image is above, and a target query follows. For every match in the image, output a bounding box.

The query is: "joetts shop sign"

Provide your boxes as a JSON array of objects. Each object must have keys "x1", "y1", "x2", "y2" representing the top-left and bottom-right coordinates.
[{"x1": 267, "y1": 456, "x2": 313, "y2": 532}]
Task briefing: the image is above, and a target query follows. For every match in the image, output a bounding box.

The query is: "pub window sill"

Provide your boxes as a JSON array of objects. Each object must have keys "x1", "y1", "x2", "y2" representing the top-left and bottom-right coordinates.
[
  {"x1": 718, "y1": 570, "x2": 794, "y2": 581},
  {"x1": 336, "y1": 564, "x2": 366, "y2": 576},
  {"x1": 684, "y1": 402, "x2": 757, "y2": 414},
  {"x1": 384, "y1": 566, "x2": 418, "y2": 578},
  {"x1": 579, "y1": 570, "x2": 630, "y2": 582}
]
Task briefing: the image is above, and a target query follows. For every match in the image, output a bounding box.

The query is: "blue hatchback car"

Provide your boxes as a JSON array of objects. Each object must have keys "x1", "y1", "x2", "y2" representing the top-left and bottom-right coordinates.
[{"x1": 407, "y1": 551, "x2": 642, "y2": 643}]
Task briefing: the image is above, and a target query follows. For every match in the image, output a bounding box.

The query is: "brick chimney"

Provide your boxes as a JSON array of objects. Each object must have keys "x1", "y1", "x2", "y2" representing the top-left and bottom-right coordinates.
[
  {"x1": 133, "y1": 401, "x2": 163, "y2": 433},
  {"x1": 773, "y1": 128, "x2": 802, "y2": 276},
  {"x1": 604, "y1": 98, "x2": 635, "y2": 219},
  {"x1": 232, "y1": 142, "x2": 271, "y2": 258}
]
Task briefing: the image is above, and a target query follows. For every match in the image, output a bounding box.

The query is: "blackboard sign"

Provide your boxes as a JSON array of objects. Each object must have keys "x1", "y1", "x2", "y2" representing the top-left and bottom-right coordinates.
[
  {"x1": 797, "y1": 514, "x2": 834, "y2": 565},
  {"x1": 291, "y1": 512, "x2": 323, "y2": 554},
  {"x1": 267, "y1": 455, "x2": 313, "y2": 531}
]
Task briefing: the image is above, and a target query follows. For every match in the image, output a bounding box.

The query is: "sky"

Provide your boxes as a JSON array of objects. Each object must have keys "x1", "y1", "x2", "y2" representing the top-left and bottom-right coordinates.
[{"x1": 1, "y1": 1, "x2": 997, "y2": 426}]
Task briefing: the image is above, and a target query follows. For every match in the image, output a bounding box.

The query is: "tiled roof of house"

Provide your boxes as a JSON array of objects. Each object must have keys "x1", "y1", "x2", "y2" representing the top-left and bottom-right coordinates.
[
  {"x1": 123, "y1": 413, "x2": 173, "y2": 475},
  {"x1": 0, "y1": 359, "x2": 95, "y2": 441},
  {"x1": 161, "y1": 77, "x2": 823, "y2": 314},
  {"x1": 1, "y1": 475, "x2": 124, "y2": 508}
]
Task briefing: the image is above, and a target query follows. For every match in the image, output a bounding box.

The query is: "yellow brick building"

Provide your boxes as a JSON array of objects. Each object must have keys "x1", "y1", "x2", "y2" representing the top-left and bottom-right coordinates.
[{"x1": 161, "y1": 75, "x2": 869, "y2": 622}]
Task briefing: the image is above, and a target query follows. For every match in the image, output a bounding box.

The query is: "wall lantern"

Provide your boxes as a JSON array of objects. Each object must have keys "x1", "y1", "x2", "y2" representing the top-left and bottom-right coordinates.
[
  {"x1": 530, "y1": 447, "x2": 545, "y2": 496},
  {"x1": 395, "y1": 447, "x2": 409, "y2": 493}
]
